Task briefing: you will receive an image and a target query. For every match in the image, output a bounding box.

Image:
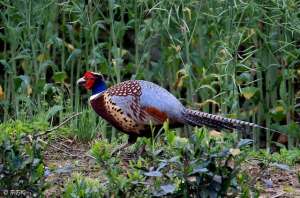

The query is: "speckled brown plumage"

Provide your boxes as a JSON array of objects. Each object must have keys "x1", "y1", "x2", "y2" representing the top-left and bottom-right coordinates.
[
  {"x1": 90, "y1": 92, "x2": 145, "y2": 135},
  {"x1": 107, "y1": 80, "x2": 149, "y2": 122},
  {"x1": 107, "y1": 80, "x2": 142, "y2": 97}
]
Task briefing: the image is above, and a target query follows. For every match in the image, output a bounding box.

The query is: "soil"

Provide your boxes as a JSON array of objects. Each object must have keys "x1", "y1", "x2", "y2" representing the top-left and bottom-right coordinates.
[
  {"x1": 43, "y1": 137, "x2": 300, "y2": 197},
  {"x1": 242, "y1": 161, "x2": 300, "y2": 197},
  {"x1": 44, "y1": 137, "x2": 103, "y2": 196}
]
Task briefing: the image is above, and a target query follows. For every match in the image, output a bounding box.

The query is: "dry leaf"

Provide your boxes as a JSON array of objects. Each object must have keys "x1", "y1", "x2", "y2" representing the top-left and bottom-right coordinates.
[
  {"x1": 27, "y1": 86, "x2": 32, "y2": 96},
  {"x1": 37, "y1": 53, "x2": 47, "y2": 62},
  {"x1": 229, "y1": 148, "x2": 240, "y2": 156},
  {"x1": 209, "y1": 130, "x2": 223, "y2": 138},
  {"x1": 174, "y1": 69, "x2": 187, "y2": 89},
  {"x1": 0, "y1": 85, "x2": 5, "y2": 100},
  {"x1": 64, "y1": 42, "x2": 75, "y2": 51}
]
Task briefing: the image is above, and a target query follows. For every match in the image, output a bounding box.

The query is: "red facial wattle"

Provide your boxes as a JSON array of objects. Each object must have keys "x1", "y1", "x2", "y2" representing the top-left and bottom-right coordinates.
[
  {"x1": 83, "y1": 71, "x2": 96, "y2": 90},
  {"x1": 85, "y1": 78, "x2": 95, "y2": 90}
]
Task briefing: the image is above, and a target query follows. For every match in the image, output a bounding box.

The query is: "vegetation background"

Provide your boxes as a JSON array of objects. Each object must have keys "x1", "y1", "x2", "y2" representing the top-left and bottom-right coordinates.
[
  {"x1": 1, "y1": 0, "x2": 299, "y2": 148},
  {"x1": 1, "y1": 0, "x2": 300, "y2": 197}
]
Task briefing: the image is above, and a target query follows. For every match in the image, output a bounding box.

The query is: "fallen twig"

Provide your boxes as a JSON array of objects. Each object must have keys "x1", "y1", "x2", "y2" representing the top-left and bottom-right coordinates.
[
  {"x1": 56, "y1": 141, "x2": 72, "y2": 150},
  {"x1": 48, "y1": 144, "x2": 78, "y2": 158},
  {"x1": 271, "y1": 192, "x2": 285, "y2": 198},
  {"x1": 85, "y1": 153, "x2": 97, "y2": 160},
  {"x1": 35, "y1": 112, "x2": 82, "y2": 138}
]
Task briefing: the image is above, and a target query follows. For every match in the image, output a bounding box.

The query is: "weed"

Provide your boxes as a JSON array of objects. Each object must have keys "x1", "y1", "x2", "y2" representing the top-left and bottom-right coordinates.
[
  {"x1": 86, "y1": 127, "x2": 255, "y2": 197},
  {"x1": 0, "y1": 127, "x2": 47, "y2": 195}
]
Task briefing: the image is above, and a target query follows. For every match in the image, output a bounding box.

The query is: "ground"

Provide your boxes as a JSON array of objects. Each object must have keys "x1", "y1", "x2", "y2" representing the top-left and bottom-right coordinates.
[
  {"x1": 44, "y1": 137, "x2": 102, "y2": 196},
  {"x1": 43, "y1": 137, "x2": 300, "y2": 197}
]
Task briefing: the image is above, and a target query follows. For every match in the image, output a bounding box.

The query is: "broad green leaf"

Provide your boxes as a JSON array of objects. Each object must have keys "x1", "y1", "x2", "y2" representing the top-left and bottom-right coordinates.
[
  {"x1": 53, "y1": 72, "x2": 67, "y2": 83},
  {"x1": 287, "y1": 121, "x2": 300, "y2": 137},
  {"x1": 144, "y1": 170, "x2": 162, "y2": 177},
  {"x1": 39, "y1": 60, "x2": 54, "y2": 74},
  {"x1": 191, "y1": 167, "x2": 209, "y2": 175},
  {"x1": 66, "y1": 49, "x2": 82, "y2": 65},
  {"x1": 14, "y1": 75, "x2": 31, "y2": 93},
  {"x1": 270, "y1": 105, "x2": 286, "y2": 122},
  {"x1": 241, "y1": 87, "x2": 258, "y2": 100},
  {"x1": 165, "y1": 130, "x2": 176, "y2": 145},
  {"x1": 157, "y1": 162, "x2": 168, "y2": 171},
  {"x1": 160, "y1": 184, "x2": 176, "y2": 194},
  {"x1": 237, "y1": 139, "x2": 253, "y2": 148},
  {"x1": 238, "y1": 72, "x2": 252, "y2": 84},
  {"x1": 163, "y1": 120, "x2": 169, "y2": 132},
  {"x1": 35, "y1": 79, "x2": 46, "y2": 93},
  {"x1": 174, "y1": 136, "x2": 188, "y2": 148}
]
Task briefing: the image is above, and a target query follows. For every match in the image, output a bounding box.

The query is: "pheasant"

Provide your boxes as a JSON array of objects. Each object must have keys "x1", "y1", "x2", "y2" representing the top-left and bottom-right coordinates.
[{"x1": 77, "y1": 71, "x2": 274, "y2": 152}]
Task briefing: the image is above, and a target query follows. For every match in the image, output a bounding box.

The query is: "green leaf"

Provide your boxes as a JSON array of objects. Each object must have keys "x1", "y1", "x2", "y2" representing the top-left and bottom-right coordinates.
[
  {"x1": 53, "y1": 72, "x2": 67, "y2": 83},
  {"x1": 238, "y1": 139, "x2": 253, "y2": 148},
  {"x1": 39, "y1": 60, "x2": 54, "y2": 74},
  {"x1": 46, "y1": 105, "x2": 63, "y2": 120},
  {"x1": 190, "y1": 167, "x2": 209, "y2": 175},
  {"x1": 287, "y1": 121, "x2": 300, "y2": 137},
  {"x1": 279, "y1": 80, "x2": 287, "y2": 100},
  {"x1": 165, "y1": 130, "x2": 176, "y2": 145},
  {"x1": 35, "y1": 79, "x2": 46, "y2": 93},
  {"x1": 241, "y1": 87, "x2": 258, "y2": 100},
  {"x1": 237, "y1": 72, "x2": 252, "y2": 85},
  {"x1": 66, "y1": 49, "x2": 82, "y2": 65},
  {"x1": 0, "y1": 59, "x2": 11, "y2": 71},
  {"x1": 270, "y1": 105, "x2": 286, "y2": 122},
  {"x1": 157, "y1": 162, "x2": 168, "y2": 171},
  {"x1": 160, "y1": 184, "x2": 176, "y2": 194},
  {"x1": 163, "y1": 120, "x2": 169, "y2": 132},
  {"x1": 197, "y1": 85, "x2": 217, "y2": 94},
  {"x1": 144, "y1": 170, "x2": 162, "y2": 177}
]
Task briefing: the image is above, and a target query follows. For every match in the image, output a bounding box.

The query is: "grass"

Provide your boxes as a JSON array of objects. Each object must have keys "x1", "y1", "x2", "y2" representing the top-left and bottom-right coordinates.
[
  {"x1": 1, "y1": 0, "x2": 299, "y2": 148},
  {"x1": 248, "y1": 148, "x2": 300, "y2": 166},
  {"x1": 0, "y1": 1, "x2": 300, "y2": 195}
]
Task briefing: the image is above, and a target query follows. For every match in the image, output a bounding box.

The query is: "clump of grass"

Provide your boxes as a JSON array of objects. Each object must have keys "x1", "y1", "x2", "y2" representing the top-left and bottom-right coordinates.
[
  {"x1": 248, "y1": 148, "x2": 300, "y2": 166},
  {"x1": 71, "y1": 109, "x2": 106, "y2": 141},
  {"x1": 64, "y1": 174, "x2": 105, "y2": 197}
]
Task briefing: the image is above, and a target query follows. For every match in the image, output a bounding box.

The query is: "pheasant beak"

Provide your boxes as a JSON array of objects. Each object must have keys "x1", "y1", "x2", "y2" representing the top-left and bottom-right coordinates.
[{"x1": 77, "y1": 77, "x2": 86, "y2": 87}]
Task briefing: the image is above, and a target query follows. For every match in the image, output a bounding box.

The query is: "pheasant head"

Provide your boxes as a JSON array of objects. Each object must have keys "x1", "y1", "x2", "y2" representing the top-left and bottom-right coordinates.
[{"x1": 77, "y1": 71, "x2": 107, "y2": 94}]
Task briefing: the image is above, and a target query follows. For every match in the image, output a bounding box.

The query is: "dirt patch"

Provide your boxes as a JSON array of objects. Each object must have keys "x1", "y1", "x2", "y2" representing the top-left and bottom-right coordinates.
[
  {"x1": 43, "y1": 137, "x2": 102, "y2": 196},
  {"x1": 242, "y1": 160, "x2": 300, "y2": 197}
]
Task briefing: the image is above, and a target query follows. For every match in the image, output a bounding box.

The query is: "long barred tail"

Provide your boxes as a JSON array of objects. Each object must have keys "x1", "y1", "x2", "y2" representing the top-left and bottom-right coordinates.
[{"x1": 183, "y1": 108, "x2": 279, "y2": 133}]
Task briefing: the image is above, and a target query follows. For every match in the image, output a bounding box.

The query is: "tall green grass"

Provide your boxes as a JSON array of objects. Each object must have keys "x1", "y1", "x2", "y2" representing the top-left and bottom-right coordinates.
[{"x1": 0, "y1": 0, "x2": 299, "y2": 147}]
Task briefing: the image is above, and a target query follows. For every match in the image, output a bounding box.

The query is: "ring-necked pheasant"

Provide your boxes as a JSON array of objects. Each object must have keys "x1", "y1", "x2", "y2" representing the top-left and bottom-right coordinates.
[{"x1": 77, "y1": 71, "x2": 275, "y2": 152}]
